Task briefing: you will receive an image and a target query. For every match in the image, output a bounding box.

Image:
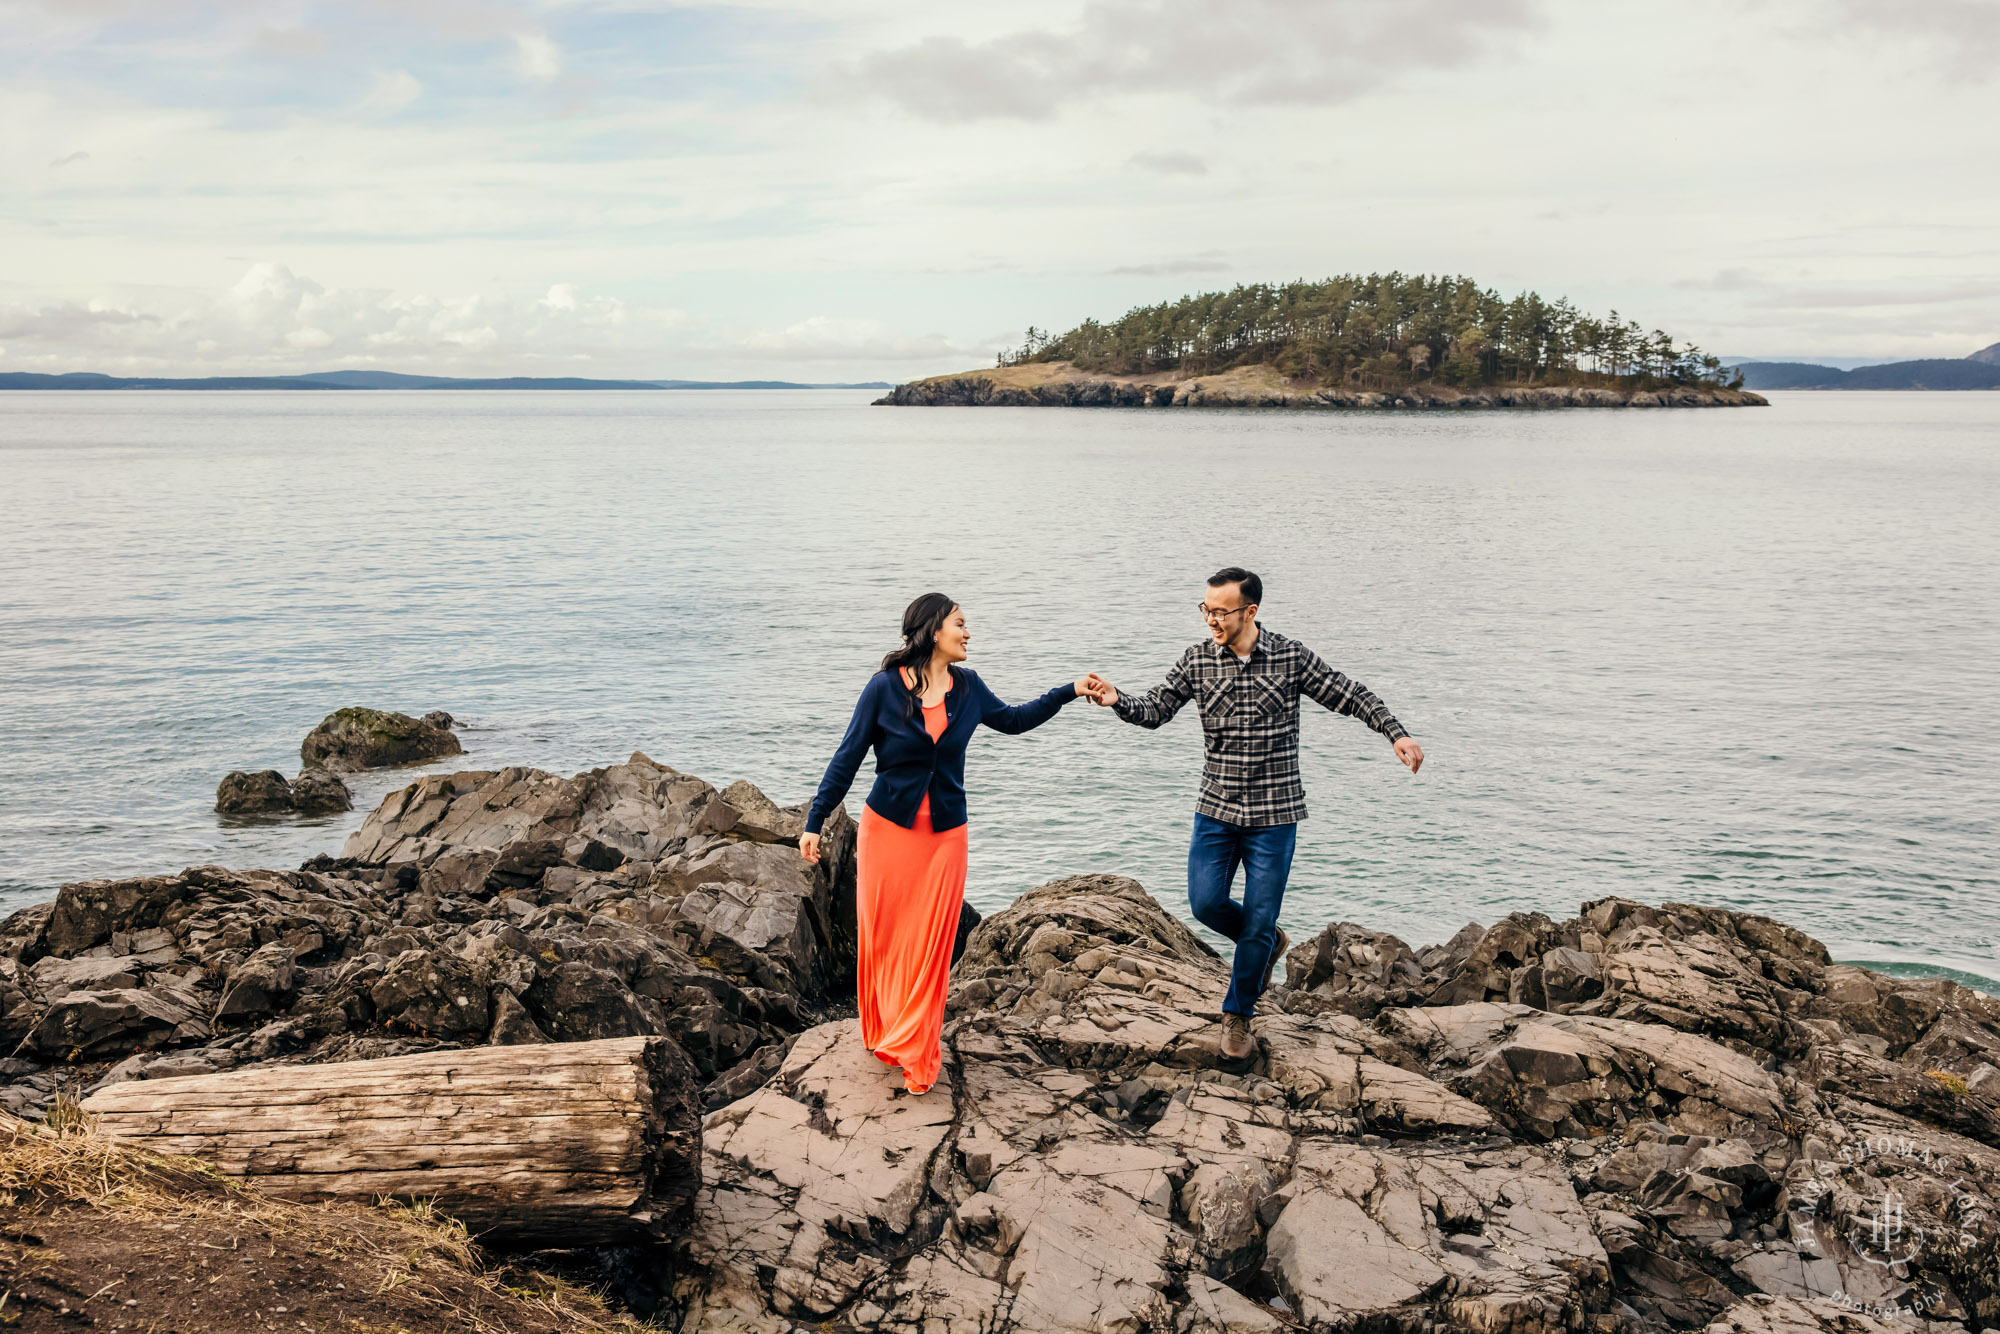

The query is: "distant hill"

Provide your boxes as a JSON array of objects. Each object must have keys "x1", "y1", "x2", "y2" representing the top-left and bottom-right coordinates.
[
  {"x1": 0, "y1": 371, "x2": 894, "y2": 391},
  {"x1": 1733, "y1": 359, "x2": 2000, "y2": 390},
  {"x1": 0, "y1": 372, "x2": 350, "y2": 391},
  {"x1": 1730, "y1": 362, "x2": 1849, "y2": 390}
]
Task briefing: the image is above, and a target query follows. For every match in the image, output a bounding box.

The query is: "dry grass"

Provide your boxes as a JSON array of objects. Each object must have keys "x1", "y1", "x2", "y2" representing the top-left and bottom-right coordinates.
[
  {"x1": 1924, "y1": 1069, "x2": 1970, "y2": 1097},
  {"x1": 1, "y1": 1110, "x2": 661, "y2": 1333},
  {"x1": 1, "y1": 1100, "x2": 244, "y2": 1216}
]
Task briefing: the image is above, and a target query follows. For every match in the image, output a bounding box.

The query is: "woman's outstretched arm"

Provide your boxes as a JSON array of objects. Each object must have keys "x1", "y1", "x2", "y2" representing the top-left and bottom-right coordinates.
[
  {"x1": 805, "y1": 677, "x2": 882, "y2": 835},
  {"x1": 970, "y1": 670, "x2": 1082, "y2": 735}
]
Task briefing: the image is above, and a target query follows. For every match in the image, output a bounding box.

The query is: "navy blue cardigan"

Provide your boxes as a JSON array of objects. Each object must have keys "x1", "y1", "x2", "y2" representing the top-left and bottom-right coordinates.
[{"x1": 805, "y1": 667, "x2": 1078, "y2": 835}]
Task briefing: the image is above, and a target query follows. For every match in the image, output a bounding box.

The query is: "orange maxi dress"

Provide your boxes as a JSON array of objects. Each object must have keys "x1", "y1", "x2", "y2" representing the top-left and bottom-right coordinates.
[{"x1": 854, "y1": 697, "x2": 967, "y2": 1093}]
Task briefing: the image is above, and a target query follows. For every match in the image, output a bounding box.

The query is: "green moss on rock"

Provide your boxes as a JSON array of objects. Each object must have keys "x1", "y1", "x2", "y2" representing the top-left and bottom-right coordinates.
[{"x1": 301, "y1": 706, "x2": 463, "y2": 773}]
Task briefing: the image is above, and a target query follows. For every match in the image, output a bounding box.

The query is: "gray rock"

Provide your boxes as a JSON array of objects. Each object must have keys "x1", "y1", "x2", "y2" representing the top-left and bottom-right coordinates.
[
  {"x1": 487, "y1": 988, "x2": 549, "y2": 1045},
  {"x1": 288, "y1": 767, "x2": 353, "y2": 813},
  {"x1": 718, "y1": 779, "x2": 806, "y2": 845},
  {"x1": 1, "y1": 902, "x2": 54, "y2": 963},
  {"x1": 1280, "y1": 920, "x2": 1424, "y2": 1018},
  {"x1": 367, "y1": 949, "x2": 491, "y2": 1040},
  {"x1": 216, "y1": 942, "x2": 299, "y2": 1018},
  {"x1": 1732, "y1": 1249, "x2": 1845, "y2": 1298},
  {"x1": 665, "y1": 874, "x2": 2000, "y2": 1332},
  {"x1": 1542, "y1": 944, "x2": 1603, "y2": 1006},
  {"x1": 1182, "y1": 1158, "x2": 1277, "y2": 1274},
  {"x1": 45, "y1": 871, "x2": 204, "y2": 956},
  {"x1": 215, "y1": 769, "x2": 296, "y2": 814},
  {"x1": 1968, "y1": 1062, "x2": 1999, "y2": 1101},
  {"x1": 30, "y1": 954, "x2": 142, "y2": 996},
  {"x1": 301, "y1": 706, "x2": 462, "y2": 772},
  {"x1": 28, "y1": 986, "x2": 200, "y2": 1058}
]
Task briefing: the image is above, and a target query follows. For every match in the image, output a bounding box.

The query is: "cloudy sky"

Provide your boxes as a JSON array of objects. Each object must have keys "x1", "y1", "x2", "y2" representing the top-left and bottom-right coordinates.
[{"x1": 3, "y1": 0, "x2": 1996, "y2": 379}]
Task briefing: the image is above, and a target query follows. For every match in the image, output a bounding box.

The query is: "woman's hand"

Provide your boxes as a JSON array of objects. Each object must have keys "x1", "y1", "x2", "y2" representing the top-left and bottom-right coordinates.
[
  {"x1": 799, "y1": 832, "x2": 821, "y2": 864},
  {"x1": 1079, "y1": 673, "x2": 1118, "y2": 706}
]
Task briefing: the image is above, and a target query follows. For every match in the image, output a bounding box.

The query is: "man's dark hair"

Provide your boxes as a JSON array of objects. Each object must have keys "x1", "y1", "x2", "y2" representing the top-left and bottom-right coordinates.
[{"x1": 1208, "y1": 567, "x2": 1262, "y2": 605}]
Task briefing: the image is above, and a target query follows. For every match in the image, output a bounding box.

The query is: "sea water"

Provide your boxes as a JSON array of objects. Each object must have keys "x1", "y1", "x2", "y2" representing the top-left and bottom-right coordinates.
[{"x1": 1, "y1": 389, "x2": 1994, "y2": 988}]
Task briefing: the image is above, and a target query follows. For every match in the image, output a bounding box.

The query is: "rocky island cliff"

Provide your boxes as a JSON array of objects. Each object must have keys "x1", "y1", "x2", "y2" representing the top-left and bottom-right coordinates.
[
  {"x1": 3, "y1": 749, "x2": 1996, "y2": 1334},
  {"x1": 877, "y1": 361, "x2": 1769, "y2": 410}
]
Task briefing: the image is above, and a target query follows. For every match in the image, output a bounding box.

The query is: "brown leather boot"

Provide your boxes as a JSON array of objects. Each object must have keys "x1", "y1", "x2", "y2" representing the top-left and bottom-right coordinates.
[{"x1": 1220, "y1": 1013, "x2": 1255, "y2": 1062}]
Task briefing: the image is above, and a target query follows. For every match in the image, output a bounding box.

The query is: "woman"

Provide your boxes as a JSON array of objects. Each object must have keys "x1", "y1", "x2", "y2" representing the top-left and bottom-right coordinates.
[{"x1": 800, "y1": 593, "x2": 1094, "y2": 1094}]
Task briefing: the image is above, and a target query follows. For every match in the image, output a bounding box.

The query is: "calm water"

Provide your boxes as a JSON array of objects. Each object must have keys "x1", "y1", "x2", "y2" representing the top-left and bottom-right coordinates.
[{"x1": 1, "y1": 390, "x2": 1995, "y2": 989}]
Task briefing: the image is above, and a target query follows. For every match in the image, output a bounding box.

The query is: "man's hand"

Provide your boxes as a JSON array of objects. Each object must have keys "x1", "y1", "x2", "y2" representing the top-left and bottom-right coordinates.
[
  {"x1": 799, "y1": 832, "x2": 821, "y2": 864},
  {"x1": 1082, "y1": 673, "x2": 1119, "y2": 707},
  {"x1": 1393, "y1": 738, "x2": 1424, "y2": 773}
]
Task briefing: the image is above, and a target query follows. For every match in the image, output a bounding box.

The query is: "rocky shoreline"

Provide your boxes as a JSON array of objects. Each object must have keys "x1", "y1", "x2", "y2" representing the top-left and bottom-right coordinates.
[
  {"x1": 2, "y1": 754, "x2": 857, "y2": 1122},
  {"x1": 876, "y1": 361, "x2": 1769, "y2": 410},
  {"x1": 4, "y1": 752, "x2": 1997, "y2": 1334}
]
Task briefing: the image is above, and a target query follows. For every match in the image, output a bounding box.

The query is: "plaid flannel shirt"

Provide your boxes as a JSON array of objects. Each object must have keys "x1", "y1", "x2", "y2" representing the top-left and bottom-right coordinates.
[{"x1": 1112, "y1": 624, "x2": 1408, "y2": 827}]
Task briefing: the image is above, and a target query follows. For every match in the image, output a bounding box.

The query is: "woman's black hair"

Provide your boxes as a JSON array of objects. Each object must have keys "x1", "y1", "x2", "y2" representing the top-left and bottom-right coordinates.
[{"x1": 881, "y1": 592, "x2": 958, "y2": 715}]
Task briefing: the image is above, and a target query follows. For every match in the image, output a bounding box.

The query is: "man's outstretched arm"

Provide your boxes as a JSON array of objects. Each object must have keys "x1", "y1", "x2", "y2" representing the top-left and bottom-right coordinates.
[
  {"x1": 1087, "y1": 649, "x2": 1197, "y2": 729},
  {"x1": 1298, "y1": 646, "x2": 1425, "y2": 772}
]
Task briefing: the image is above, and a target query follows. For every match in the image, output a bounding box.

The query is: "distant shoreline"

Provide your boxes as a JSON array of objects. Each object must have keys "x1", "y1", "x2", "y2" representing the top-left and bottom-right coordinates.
[
  {"x1": 0, "y1": 371, "x2": 891, "y2": 392},
  {"x1": 878, "y1": 361, "x2": 1768, "y2": 410},
  {"x1": 1729, "y1": 357, "x2": 2000, "y2": 391}
]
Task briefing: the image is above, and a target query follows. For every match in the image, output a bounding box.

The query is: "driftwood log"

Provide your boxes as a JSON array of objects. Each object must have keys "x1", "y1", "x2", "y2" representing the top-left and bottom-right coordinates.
[{"x1": 80, "y1": 1035, "x2": 701, "y2": 1245}]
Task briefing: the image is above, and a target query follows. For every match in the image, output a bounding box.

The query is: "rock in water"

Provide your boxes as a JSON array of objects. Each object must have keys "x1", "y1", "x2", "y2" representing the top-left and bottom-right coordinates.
[
  {"x1": 669, "y1": 875, "x2": 2000, "y2": 1334},
  {"x1": 288, "y1": 767, "x2": 352, "y2": 813},
  {"x1": 214, "y1": 769, "x2": 296, "y2": 814},
  {"x1": 214, "y1": 767, "x2": 351, "y2": 815},
  {"x1": 300, "y1": 706, "x2": 462, "y2": 772}
]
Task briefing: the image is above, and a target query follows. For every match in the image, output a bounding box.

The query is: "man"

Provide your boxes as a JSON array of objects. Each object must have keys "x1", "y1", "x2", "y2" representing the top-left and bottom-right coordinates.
[{"x1": 1085, "y1": 567, "x2": 1423, "y2": 1063}]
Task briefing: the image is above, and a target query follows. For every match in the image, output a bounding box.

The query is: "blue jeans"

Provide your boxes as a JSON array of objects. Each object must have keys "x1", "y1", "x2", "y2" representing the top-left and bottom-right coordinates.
[{"x1": 1188, "y1": 813, "x2": 1298, "y2": 1015}]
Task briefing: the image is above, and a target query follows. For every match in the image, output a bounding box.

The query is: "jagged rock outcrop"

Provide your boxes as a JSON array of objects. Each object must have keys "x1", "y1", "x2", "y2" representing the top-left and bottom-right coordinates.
[
  {"x1": 667, "y1": 877, "x2": 1998, "y2": 1334},
  {"x1": 300, "y1": 705, "x2": 463, "y2": 772},
  {"x1": 878, "y1": 362, "x2": 1769, "y2": 411},
  {"x1": 0, "y1": 755, "x2": 853, "y2": 1114},
  {"x1": 214, "y1": 766, "x2": 352, "y2": 815},
  {"x1": 8, "y1": 768, "x2": 1999, "y2": 1332}
]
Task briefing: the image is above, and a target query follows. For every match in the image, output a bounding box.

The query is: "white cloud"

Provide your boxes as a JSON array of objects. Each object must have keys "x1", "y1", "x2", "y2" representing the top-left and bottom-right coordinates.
[
  {"x1": 0, "y1": 264, "x2": 684, "y2": 374},
  {"x1": 514, "y1": 31, "x2": 562, "y2": 83},
  {"x1": 360, "y1": 68, "x2": 423, "y2": 113}
]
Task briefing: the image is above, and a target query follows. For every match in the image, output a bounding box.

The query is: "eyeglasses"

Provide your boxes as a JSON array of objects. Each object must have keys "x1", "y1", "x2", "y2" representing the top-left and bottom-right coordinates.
[{"x1": 1198, "y1": 603, "x2": 1252, "y2": 624}]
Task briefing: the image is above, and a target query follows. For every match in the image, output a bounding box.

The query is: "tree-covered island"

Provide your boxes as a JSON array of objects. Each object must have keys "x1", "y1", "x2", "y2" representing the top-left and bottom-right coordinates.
[{"x1": 878, "y1": 273, "x2": 1767, "y2": 409}]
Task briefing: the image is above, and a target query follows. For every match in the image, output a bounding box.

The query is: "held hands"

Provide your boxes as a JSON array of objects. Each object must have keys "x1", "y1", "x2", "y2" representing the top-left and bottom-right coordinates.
[
  {"x1": 1079, "y1": 673, "x2": 1118, "y2": 707},
  {"x1": 799, "y1": 832, "x2": 821, "y2": 864},
  {"x1": 1394, "y1": 737, "x2": 1425, "y2": 773}
]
